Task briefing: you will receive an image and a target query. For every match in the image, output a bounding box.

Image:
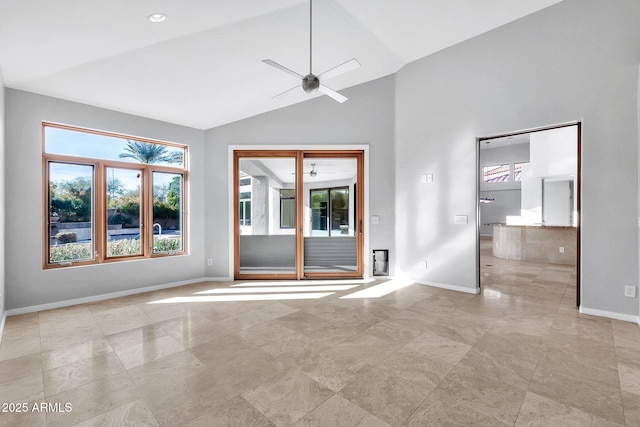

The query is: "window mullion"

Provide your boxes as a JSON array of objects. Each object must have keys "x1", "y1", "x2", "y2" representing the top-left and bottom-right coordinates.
[
  {"x1": 143, "y1": 165, "x2": 152, "y2": 258},
  {"x1": 96, "y1": 162, "x2": 105, "y2": 262}
]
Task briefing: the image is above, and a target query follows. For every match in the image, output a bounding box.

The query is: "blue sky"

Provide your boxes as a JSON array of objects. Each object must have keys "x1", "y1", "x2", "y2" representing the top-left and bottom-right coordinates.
[{"x1": 46, "y1": 126, "x2": 183, "y2": 189}]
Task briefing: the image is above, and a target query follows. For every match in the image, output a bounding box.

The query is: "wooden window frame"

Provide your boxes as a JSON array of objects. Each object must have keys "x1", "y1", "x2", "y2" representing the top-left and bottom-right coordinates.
[{"x1": 42, "y1": 122, "x2": 189, "y2": 269}]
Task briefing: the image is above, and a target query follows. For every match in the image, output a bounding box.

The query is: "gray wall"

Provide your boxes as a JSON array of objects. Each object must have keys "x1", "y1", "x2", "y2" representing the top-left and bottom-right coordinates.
[
  {"x1": 4, "y1": 90, "x2": 206, "y2": 310},
  {"x1": 0, "y1": 72, "x2": 5, "y2": 322},
  {"x1": 395, "y1": 0, "x2": 640, "y2": 316},
  {"x1": 204, "y1": 76, "x2": 396, "y2": 278}
]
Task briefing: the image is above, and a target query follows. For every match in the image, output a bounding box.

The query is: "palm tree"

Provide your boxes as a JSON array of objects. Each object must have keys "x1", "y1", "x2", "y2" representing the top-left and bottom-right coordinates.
[{"x1": 119, "y1": 140, "x2": 183, "y2": 165}]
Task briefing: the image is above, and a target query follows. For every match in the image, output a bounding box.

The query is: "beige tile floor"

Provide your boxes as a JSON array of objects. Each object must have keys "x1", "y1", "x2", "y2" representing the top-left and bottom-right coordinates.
[{"x1": 1, "y1": 239, "x2": 639, "y2": 426}]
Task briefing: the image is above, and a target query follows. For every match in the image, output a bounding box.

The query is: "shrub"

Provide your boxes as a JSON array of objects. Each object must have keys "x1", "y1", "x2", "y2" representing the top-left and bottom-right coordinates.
[
  {"x1": 108, "y1": 214, "x2": 133, "y2": 226},
  {"x1": 153, "y1": 238, "x2": 181, "y2": 253},
  {"x1": 107, "y1": 239, "x2": 142, "y2": 256},
  {"x1": 55, "y1": 232, "x2": 77, "y2": 243},
  {"x1": 50, "y1": 242, "x2": 91, "y2": 262}
]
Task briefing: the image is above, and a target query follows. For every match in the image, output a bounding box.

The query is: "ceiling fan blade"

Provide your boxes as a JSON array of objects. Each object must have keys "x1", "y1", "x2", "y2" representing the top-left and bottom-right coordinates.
[
  {"x1": 318, "y1": 58, "x2": 361, "y2": 81},
  {"x1": 319, "y1": 84, "x2": 348, "y2": 103},
  {"x1": 262, "y1": 59, "x2": 303, "y2": 79},
  {"x1": 272, "y1": 85, "x2": 302, "y2": 99}
]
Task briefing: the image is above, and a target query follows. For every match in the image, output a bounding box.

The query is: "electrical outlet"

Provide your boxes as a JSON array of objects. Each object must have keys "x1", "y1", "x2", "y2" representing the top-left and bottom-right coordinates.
[
  {"x1": 207, "y1": 259, "x2": 213, "y2": 266},
  {"x1": 420, "y1": 260, "x2": 428, "y2": 269},
  {"x1": 624, "y1": 286, "x2": 637, "y2": 298},
  {"x1": 559, "y1": 247, "x2": 565, "y2": 253}
]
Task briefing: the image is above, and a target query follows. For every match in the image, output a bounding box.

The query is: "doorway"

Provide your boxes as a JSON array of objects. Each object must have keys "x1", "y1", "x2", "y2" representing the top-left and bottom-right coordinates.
[
  {"x1": 233, "y1": 150, "x2": 364, "y2": 280},
  {"x1": 477, "y1": 123, "x2": 581, "y2": 305}
]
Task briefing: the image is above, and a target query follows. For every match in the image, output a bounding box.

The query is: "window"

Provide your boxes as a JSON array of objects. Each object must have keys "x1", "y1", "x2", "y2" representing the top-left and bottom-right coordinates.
[
  {"x1": 482, "y1": 164, "x2": 510, "y2": 183},
  {"x1": 44, "y1": 123, "x2": 188, "y2": 267},
  {"x1": 310, "y1": 187, "x2": 349, "y2": 236},
  {"x1": 152, "y1": 172, "x2": 184, "y2": 254},
  {"x1": 48, "y1": 163, "x2": 95, "y2": 263},
  {"x1": 514, "y1": 162, "x2": 529, "y2": 182},
  {"x1": 280, "y1": 189, "x2": 296, "y2": 228},
  {"x1": 239, "y1": 175, "x2": 252, "y2": 227}
]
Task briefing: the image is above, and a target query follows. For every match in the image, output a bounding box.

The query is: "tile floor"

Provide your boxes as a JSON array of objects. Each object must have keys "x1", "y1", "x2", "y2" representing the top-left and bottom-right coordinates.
[{"x1": 0, "y1": 239, "x2": 639, "y2": 426}]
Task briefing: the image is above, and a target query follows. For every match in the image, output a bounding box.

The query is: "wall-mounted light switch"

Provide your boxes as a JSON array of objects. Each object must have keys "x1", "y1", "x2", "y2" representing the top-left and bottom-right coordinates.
[
  {"x1": 454, "y1": 215, "x2": 468, "y2": 224},
  {"x1": 371, "y1": 215, "x2": 380, "y2": 224},
  {"x1": 421, "y1": 174, "x2": 434, "y2": 183},
  {"x1": 559, "y1": 247, "x2": 565, "y2": 253}
]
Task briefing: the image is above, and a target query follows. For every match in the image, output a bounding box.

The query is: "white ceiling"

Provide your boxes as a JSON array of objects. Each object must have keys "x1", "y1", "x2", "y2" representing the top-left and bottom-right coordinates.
[
  {"x1": 241, "y1": 158, "x2": 356, "y2": 185},
  {"x1": 0, "y1": 0, "x2": 563, "y2": 130}
]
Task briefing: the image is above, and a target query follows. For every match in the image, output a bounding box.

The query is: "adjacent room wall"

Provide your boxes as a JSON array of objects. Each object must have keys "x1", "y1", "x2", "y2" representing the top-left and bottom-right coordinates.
[
  {"x1": 4, "y1": 90, "x2": 206, "y2": 311},
  {"x1": 395, "y1": 0, "x2": 640, "y2": 316},
  {"x1": 204, "y1": 75, "x2": 396, "y2": 278}
]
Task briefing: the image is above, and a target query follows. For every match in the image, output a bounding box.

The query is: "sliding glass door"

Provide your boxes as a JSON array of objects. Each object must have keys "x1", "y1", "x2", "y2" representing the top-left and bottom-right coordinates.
[
  {"x1": 234, "y1": 150, "x2": 363, "y2": 280},
  {"x1": 235, "y1": 153, "x2": 297, "y2": 278},
  {"x1": 303, "y1": 157, "x2": 359, "y2": 275}
]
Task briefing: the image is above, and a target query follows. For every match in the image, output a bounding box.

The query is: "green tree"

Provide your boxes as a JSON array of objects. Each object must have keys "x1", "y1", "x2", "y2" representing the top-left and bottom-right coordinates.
[
  {"x1": 119, "y1": 140, "x2": 183, "y2": 165},
  {"x1": 107, "y1": 177, "x2": 125, "y2": 208},
  {"x1": 51, "y1": 177, "x2": 92, "y2": 222},
  {"x1": 166, "y1": 176, "x2": 181, "y2": 211}
]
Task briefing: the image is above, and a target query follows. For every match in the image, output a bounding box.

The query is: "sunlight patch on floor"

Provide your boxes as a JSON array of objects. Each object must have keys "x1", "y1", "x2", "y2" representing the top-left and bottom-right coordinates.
[
  {"x1": 148, "y1": 292, "x2": 335, "y2": 304},
  {"x1": 340, "y1": 278, "x2": 414, "y2": 299},
  {"x1": 196, "y1": 285, "x2": 359, "y2": 294},
  {"x1": 231, "y1": 279, "x2": 373, "y2": 287}
]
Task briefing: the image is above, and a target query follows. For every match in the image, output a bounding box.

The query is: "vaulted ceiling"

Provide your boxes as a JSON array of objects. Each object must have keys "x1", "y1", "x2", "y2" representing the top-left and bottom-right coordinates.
[{"x1": 0, "y1": 0, "x2": 562, "y2": 129}]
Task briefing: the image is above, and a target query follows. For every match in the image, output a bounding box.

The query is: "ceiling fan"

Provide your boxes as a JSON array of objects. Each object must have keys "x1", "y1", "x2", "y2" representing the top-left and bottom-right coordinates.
[
  {"x1": 291, "y1": 163, "x2": 333, "y2": 177},
  {"x1": 262, "y1": 0, "x2": 360, "y2": 103}
]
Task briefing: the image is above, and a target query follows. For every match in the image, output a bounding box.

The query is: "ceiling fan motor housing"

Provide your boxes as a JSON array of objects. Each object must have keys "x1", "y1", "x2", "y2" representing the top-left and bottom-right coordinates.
[{"x1": 302, "y1": 74, "x2": 320, "y2": 93}]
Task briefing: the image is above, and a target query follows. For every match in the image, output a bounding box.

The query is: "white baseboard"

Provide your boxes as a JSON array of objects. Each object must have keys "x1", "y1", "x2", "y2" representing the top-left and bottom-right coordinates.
[
  {"x1": 579, "y1": 306, "x2": 640, "y2": 324},
  {"x1": 5, "y1": 277, "x2": 211, "y2": 317},
  {"x1": 413, "y1": 279, "x2": 480, "y2": 295},
  {"x1": 202, "y1": 276, "x2": 234, "y2": 282}
]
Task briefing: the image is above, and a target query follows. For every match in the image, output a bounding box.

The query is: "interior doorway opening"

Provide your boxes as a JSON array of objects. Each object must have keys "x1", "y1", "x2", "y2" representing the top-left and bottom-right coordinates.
[{"x1": 477, "y1": 123, "x2": 581, "y2": 306}]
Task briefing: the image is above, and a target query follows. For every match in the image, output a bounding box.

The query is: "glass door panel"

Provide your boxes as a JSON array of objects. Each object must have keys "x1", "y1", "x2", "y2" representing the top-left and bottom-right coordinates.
[
  {"x1": 237, "y1": 156, "x2": 297, "y2": 277},
  {"x1": 303, "y1": 158, "x2": 358, "y2": 275}
]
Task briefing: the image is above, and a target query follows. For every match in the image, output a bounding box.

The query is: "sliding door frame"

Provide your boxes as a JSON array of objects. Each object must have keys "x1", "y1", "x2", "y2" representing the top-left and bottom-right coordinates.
[
  {"x1": 301, "y1": 151, "x2": 364, "y2": 279},
  {"x1": 232, "y1": 149, "x2": 365, "y2": 280}
]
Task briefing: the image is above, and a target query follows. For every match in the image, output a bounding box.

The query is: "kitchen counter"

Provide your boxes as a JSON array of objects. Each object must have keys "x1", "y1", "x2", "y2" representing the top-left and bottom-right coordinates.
[{"x1": 492, "y1": 224, "x2": 576, "y2": 265}]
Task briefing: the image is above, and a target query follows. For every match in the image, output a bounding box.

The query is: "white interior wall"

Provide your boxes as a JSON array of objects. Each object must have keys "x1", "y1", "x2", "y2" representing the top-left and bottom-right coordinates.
[
  {"x1": 543, "y1": 180, "x2": 572, "y2": 226},
  {"x1": 4, "y1": 90, "x2": 206, "y2": 310},
  {"x1": 530, "y1": 126, "x2": 578, "y2": 178},
  {"x1": 395, "y1": 0, "x2": 640, "y2": 316},
  {"x1": 205, "y1": 76, "x2": 396, "y2": 278},
  {"x1": 0, "y1": 71, "x2": 6, "y2": 327}
]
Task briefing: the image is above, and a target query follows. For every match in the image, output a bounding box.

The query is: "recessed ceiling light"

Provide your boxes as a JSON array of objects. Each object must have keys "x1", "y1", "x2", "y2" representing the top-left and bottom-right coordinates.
[{"x1": 148, "y1": 13, "x2": 167, "y2": 23}]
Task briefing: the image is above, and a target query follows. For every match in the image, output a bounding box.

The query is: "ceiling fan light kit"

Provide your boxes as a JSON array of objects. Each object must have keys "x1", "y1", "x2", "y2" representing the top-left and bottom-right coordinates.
[{"x1": 262, "y1": 0, "x2": 360, "y2": 103}]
